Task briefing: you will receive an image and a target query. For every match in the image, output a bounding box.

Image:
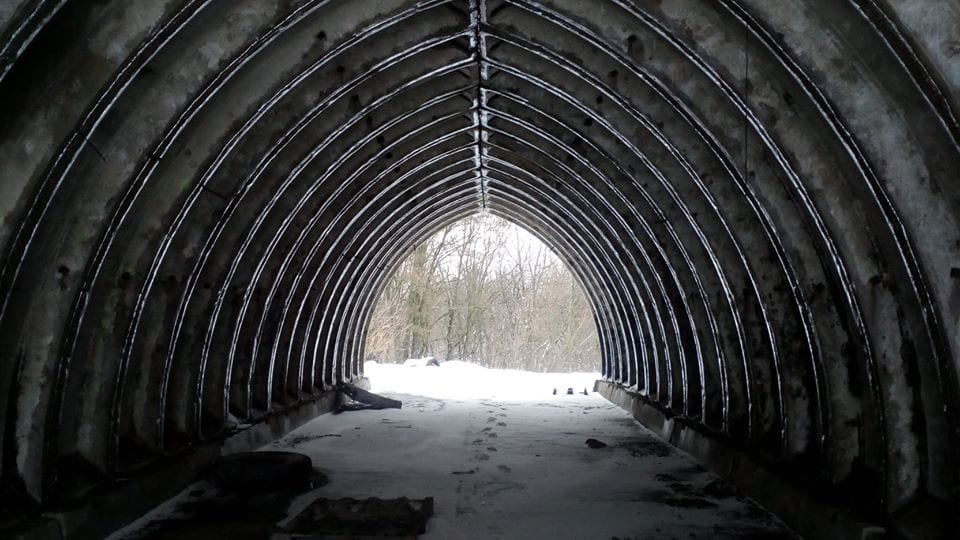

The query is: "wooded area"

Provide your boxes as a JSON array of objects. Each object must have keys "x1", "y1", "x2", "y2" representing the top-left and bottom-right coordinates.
[{"x1": 364, "y1": 214, "x2": 600, "y2": 372}]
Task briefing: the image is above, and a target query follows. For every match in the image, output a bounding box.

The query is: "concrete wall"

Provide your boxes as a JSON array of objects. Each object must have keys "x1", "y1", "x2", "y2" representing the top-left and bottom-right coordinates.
[{"x1": 0, "y1": 0, "x2": 957, "y2": 537}]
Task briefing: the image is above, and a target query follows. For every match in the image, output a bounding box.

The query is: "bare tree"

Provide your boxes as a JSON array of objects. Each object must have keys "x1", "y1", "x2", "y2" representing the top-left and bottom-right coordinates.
[{"x1": 365, "y1": 214, "x2": 599, "y2": 372}]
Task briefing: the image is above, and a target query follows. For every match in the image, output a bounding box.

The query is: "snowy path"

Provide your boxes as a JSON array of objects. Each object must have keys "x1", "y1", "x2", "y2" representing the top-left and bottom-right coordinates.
[
  {"x1": 112, "y1": 363, "x2": 797, "y2": 539},
  {"x1": 268, "y1": 363, "x2": 795, "y2": 539}
]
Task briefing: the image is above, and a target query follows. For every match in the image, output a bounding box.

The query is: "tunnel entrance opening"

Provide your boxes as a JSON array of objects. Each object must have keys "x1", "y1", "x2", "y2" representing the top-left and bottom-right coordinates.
[{"x1": 361, "y1": 213, "x2": 601, "y2": 389}]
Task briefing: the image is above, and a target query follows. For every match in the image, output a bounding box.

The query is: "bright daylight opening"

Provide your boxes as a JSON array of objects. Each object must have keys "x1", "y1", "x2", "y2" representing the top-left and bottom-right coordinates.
[{"x1": 362, "y1": 213, "x2": 601, "y2": 400}]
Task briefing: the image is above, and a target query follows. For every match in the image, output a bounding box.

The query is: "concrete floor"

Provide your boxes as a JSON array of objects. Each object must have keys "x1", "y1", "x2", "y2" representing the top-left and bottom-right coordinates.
[{"x1": 114, "y1": 384, "x2": 797, "y2": 539}]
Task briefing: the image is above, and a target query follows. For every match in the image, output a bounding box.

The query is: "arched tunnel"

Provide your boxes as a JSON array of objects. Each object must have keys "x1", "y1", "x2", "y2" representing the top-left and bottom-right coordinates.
[{"x1": 1, "y1": 0, "x2": 959, "y2": 537}]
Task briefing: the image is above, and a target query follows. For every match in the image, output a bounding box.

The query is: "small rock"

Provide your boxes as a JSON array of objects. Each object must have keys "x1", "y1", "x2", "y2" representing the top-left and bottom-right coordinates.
[{"x1": 585, "y1": 438, "x2": 608, "y2": 449}]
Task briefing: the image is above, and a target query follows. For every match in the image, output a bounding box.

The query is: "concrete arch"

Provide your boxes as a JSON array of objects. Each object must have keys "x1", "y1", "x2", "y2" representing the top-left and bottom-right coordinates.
[{"x1": 0, "y1": 0, "x2": 957, "y2": 537}]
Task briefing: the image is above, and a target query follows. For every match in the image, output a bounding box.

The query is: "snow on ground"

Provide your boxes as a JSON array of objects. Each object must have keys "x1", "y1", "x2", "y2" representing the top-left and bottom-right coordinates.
[
  {"x1": 365, "y1": 360, "x2": 598, "y2": 400},
  {"x1": 111, "y1": 363, "x2": 797, "y2": 539}
]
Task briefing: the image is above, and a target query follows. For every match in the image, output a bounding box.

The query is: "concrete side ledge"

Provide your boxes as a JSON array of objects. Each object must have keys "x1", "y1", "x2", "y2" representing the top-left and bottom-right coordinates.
[
  {"x1": 595, "y1": 380, "x2": 884, "y2": 540},
  {"x1": 222, "y1": 389, "x2": 339, "y2": 455},
  {"x1": 13, "y1": 390, "x2": 342, "y2": 539}
]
